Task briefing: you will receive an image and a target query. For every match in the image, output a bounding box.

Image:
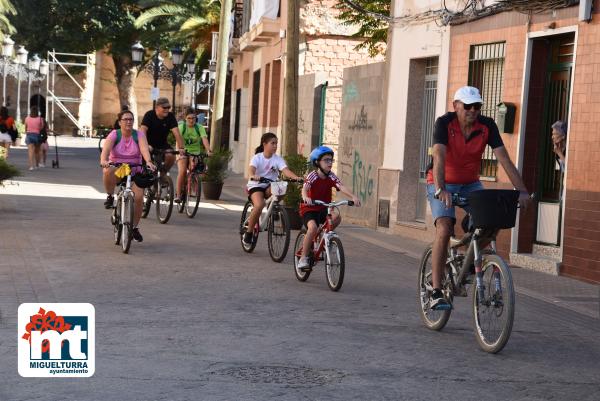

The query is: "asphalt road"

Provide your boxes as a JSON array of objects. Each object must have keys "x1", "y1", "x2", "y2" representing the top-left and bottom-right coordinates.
[{"x1": 0, "y1": 140, "x2": 598, "y2": 400}]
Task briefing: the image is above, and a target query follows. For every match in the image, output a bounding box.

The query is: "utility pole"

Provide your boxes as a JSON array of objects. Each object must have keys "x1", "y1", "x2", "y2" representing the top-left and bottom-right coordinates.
[
  {"x1": 210, "y1": 0, "x2": 233, "y2": 151},
  {"x1": 283, "y1": 0, "x2": 299, "y2": 156}
]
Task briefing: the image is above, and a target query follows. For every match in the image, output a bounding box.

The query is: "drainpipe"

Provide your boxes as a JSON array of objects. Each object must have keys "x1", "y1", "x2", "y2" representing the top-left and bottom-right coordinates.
[{"x1": 319, "y1": 81, "x2": 328, "y2": 145}]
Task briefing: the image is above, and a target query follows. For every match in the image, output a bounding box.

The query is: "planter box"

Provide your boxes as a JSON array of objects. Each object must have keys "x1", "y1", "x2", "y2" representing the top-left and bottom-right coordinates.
[
  {"x1": 203, "y1": 181, "x2": 223, "y2": 200},
  {"x1": 285, "y1": 206, "x2": 303, "y2": 230}
]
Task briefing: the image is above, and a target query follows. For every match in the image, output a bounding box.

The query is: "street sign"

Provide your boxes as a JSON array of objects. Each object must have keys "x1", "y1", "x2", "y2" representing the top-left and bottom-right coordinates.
[{"x1": 151, "y1": 87, "x2": 159, "y2": 100}]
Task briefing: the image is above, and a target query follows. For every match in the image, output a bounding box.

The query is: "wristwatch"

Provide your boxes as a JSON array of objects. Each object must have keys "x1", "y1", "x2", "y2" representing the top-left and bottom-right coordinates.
[{"x1": 434, "y1": 187, "x2": 444, "y2": 198}]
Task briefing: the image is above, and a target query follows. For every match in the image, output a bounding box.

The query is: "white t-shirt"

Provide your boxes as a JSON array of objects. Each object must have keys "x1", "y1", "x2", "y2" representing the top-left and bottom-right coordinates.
[{"x1": 247, "y1": 153, "x2": 287, "y2": 189}]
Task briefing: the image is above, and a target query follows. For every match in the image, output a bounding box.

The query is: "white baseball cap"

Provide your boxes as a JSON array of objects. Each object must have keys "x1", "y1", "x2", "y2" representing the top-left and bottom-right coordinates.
[{"x1": 453, "y1": 86, "x2": 483, "y2": 104}]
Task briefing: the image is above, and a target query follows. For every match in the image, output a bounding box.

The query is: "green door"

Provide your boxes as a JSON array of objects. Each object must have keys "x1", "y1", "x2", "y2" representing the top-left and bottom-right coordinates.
[{"x1": 536, "y1": 34, "x2": 574, "y2": 245}]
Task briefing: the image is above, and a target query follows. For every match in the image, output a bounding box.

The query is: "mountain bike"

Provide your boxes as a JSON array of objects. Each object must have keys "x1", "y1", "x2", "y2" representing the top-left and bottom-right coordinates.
[
  {"x1": 105, "y1": 162, "x2": 144, "y2": 254},
  {"x1": 239, "y1": 177, "x2": 303, "y2": 262},
  {"x1": 142, "y1": 149, "x2": 177, "y2": 224},
  {"x1": 293, "y1": 199, "x2": 354, "y2": 291},
  {"x1": 176, "y1": 151, "x2": 208, "y2": 218},
  {"x1": 418, "y1": 189, "x2": 523, "y2": 353}
]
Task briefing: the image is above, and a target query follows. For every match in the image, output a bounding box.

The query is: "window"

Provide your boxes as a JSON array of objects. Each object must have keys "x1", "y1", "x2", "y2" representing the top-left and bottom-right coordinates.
[
  {"x1": 468, "y1": 42, "x2": 505, "y2": 178},
  {"x1": 251, "y1": 69, "x2": 261, "y2": 128},
  {"x1": 234, "y1": 89, "x2": 241, "y2": 141},
  {"x1": 269, "y1": 60, "x2": 281, "y2": 127},
  {"x1": 262, "y1": 64, "x2": 271, "y2": 127}
]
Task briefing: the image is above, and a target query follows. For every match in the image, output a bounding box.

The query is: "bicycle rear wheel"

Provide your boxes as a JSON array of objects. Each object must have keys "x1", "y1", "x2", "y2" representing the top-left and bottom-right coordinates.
[
  {"x1": 324, "y1": 237, "x2": 345, "y2": 291},
  {"x1": 240, "y1": 201, "x2": 258, "y2": 252},
  {"x1": 113, "y1": 197, "x2": 122, "y2": 245},
  {"x1": 156, "y1": 175, "x2": 174, "y2": 224},
  {"x1": 293, "y1": 230, "x2": 311, "y2": 282},
  {"x1": 267, "y1": 204, "x2": 290, "y2": 262},
  {"x1": 121, "y1": 193, "x2": 134, "y2": 254},
  {"x1": 417, "y1": 245, "x2": 452, "y2": 331},
  {"x1": 185, "y1": 173, "x2": 201, "y2": 218},
  {"x1": 472, "y1": 254, "x2": 515, "y2": 353},
  {"x1": 142, "y1": 186, "x2": 154, "y2": 218}
]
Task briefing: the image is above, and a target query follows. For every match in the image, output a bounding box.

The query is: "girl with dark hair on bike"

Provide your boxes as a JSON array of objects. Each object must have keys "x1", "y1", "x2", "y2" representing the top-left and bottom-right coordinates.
[{"x1": 242, "y1": 133, "x2": 302, "y2": 245}]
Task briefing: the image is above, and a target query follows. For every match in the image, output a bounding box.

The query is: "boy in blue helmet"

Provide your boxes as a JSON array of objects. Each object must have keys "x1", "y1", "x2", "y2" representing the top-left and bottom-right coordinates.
[{"x1": 297, "y1": 146, "x2": 361, "y2": 271}]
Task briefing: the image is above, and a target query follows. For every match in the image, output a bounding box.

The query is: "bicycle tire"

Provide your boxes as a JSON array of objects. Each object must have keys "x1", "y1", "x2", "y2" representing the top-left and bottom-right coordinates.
[
  {"x1": 325, "y1": 237, "x2": 345, "y2": 291},
  {"x1": 156, "y1": 175, "x2": 174, "y2": 224},
  {"x1": 267, "y1": 204, "x2": 290, "y2": 262},
  {"x1": 113, "y1": 197, "x2": 122, "y2": 245},
  {"x1": 185, "y1": 173, "x2": 201, "y2": 218},
  {"x1": 472, "y1": 254, "x2": 515, "y2": 354},
  {"x1": 417, "y1": 245, "x2": 452, "y2": 331},
  {"x1": 142, "y1": 186, "x2": 154, "y2": 218},
  {"x1": 240, "y1": 201, "x2": 258, "y2": 252},
  {"x1": 121, "y1": 193, "x2": 134, "y2": 254},
  {"x1": 293, "y1": 230, "x2": 311, "y2": 282}
]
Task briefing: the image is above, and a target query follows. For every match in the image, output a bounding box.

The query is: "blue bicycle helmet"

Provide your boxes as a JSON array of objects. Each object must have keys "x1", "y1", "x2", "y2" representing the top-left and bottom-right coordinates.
[{"x1": 309, "y1": 146, "x2": 334, "y2": 167}]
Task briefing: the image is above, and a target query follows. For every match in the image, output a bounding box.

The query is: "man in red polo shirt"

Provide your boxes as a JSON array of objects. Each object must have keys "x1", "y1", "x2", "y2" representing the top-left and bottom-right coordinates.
[{"x1": 427, "y1": 86, "x2": 530, "y2": 310}]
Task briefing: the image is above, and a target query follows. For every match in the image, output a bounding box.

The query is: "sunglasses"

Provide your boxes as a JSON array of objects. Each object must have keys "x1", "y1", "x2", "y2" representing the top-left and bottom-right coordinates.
[
  {"x1": 321, "y1": 158, "x2": 334, "y2": 164},
  {"x1": 120, "y1": 118, "x2": 134, "y2": 122},
  {"x1": 161, "y1": 106, "x2": 171, "y2": 110},
  {"x1": 463, "y1": 103, "x2": 482, "y2": 111}
]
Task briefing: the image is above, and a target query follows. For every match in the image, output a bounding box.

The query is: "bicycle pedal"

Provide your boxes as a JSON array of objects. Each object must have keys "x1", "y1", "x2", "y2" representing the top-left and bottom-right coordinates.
[{"x1": 300, "y1": 266, "x2": 313, "y2": 273}]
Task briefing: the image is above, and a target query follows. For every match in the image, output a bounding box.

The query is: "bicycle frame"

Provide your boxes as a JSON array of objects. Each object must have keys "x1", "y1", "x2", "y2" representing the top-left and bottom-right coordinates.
[
  {"x1": 447, "y1": 228, "x2": 499, "y2": 297},
  {"x1": 306, "y1": 206, "x2": 339, "y2": 265},
  {"x1": 256, "y1": 189, "x2": 283, "y2": 232}
]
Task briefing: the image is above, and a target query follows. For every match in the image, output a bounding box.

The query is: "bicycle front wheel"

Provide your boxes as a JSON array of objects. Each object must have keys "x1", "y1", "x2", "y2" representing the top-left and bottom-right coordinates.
[
  {"x1": 156, "y1": 175, "x2": 174, "y2": 224},
  {"x1": 121, "y1": 193, "x2": 134, "y2": 254},
  {"x1": 325, "y1": 237, "x2": 345, "y2": 291},
  {"x1": 472, "y1": 254, "x2": 515, "y2": 354},
  {"x1": 240, "y1": 201, "x2": 258, "y2": 252},
  {"x1": 267, "y1": 205, "x2": 290, "y2": 262},
  {"x1": 113, "y1": 197, "x2": 122, "y2": 245},
  {"x1": 417, "y1": 245, "x2": 452, "y2": 331},
  {"x1": 141, "y1": 186, "x2": 154, "y2": 218},
  {"x1": 185, "y1": 173, "x2": 201, "y2": 218},
  {"x1": 293, "y1": 230, "x2": 311, "y2": 282}
]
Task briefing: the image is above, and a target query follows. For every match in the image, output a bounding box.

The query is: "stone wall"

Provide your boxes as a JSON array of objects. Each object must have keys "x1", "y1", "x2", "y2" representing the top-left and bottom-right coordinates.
[{"x1": 338, "y1": 62, "x2": 386, "y2": 227}]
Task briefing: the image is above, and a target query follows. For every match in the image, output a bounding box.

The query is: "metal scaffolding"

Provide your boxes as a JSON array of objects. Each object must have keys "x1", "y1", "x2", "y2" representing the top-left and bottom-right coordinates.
[{"x1": 46, "y1": 50, "x2": 94, "y2": 138}]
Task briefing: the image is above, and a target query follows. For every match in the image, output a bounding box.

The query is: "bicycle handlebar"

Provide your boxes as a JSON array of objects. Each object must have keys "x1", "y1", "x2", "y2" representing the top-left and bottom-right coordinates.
[
  {"x1": 102, "y1": 162, "x2": 145, "y2": 168},
  {"x1": 253, "y1": 177, "x2": 304, "y2": 184},
  {"x1": 435, "y1": 191, "x2": 535, "y2": 208},
  {"x1": 314, "y1": 200, "x2": 354, "y2": 207}
]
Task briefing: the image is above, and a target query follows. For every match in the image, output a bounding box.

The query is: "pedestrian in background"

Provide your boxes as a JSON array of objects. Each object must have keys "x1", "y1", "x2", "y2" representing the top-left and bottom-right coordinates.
[
  {"x1": 0, "y1": 106, "x2": 15, "y2": 159},
  {"x1": 24, "y1": 106, "x2": 46, "y2": 170}
]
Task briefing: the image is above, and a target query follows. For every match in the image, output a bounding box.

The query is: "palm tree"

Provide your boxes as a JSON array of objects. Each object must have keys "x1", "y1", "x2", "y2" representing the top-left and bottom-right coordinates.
[
  {"x1": 135, "y1": 0, "x2": 220, "y2": 61},
  {"x1": 0, "y1": 0, "x2": 16, "y2": 40}
]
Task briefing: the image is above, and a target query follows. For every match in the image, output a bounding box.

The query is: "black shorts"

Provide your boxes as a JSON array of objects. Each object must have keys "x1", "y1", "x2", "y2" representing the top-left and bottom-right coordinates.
[
  {"x1": 247, "y1": 186, "x2": 267, "y2": 201},
  {"x1": 302, "y1": 209, "x2": 328, "y2": 228}
]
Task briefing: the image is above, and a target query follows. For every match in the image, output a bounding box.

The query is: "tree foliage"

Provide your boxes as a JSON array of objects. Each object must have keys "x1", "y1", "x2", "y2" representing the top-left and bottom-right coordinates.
[
  {"x1": 335, "y1": 0, "x2": 390, "y2": 57},
  {"x1": 0, "y1": 0, "x2": 16, "y2": 39}
]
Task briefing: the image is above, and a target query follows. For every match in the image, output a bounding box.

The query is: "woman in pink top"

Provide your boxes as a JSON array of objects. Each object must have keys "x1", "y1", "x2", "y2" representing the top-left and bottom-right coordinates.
[
  {"x1": 24, "y1": 106, "x2": 46, "y2": 170},
  {"x1": 100, "y1": 110, "x2": 155, "y2": 242}
]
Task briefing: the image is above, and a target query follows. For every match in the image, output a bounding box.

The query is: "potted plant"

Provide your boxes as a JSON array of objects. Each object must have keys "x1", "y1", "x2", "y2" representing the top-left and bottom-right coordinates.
[
  {"x1": 202, "y1": 147, "x2": 233, "y2": 200},
  {"x1": 283, "y1": 153, "x2": 309, "y2": 230}
]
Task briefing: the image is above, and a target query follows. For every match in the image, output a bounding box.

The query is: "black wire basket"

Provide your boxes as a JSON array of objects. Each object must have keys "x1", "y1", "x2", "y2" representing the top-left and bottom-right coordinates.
[{"x1": 467, "y1": 189, "x2": 520, "y2": 229}]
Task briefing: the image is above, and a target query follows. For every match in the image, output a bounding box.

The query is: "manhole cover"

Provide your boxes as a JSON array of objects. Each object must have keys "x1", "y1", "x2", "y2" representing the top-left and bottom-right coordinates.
[{"x1": 212, "y1": 365, "x2": 345, "y2": 386}]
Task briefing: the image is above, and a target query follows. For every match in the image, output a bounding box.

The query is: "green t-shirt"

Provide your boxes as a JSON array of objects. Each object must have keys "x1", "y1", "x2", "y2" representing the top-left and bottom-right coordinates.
[{"x1": 178, "y1": 122, "x2": 207, "y2": 154}]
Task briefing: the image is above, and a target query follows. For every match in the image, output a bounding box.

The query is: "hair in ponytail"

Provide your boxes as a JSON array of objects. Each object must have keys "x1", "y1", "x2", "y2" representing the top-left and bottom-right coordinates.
[{"x1": 255, "y1": 132, "x2": 278, "y2": 154}]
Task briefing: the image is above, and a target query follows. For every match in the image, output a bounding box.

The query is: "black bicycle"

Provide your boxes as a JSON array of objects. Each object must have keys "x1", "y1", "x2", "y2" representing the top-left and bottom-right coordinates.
[
  {"x1": 176, "y1": 152, "x2": 208, "y2": 218},
  {"x1": 418, "y1": 189, "x2": 523, "y2": 353},
  {"x1": 142, "y1": 149, "x2": 177, "y2": 224}
]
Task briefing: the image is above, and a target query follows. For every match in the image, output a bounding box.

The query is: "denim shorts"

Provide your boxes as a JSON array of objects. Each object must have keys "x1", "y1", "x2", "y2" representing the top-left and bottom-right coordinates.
[
  {"x1": 426, "y1": 181, "x2": 484, "y2": 223},
  {"x1": 25, "y1": 133, "x2": 40, "y2": 145}
]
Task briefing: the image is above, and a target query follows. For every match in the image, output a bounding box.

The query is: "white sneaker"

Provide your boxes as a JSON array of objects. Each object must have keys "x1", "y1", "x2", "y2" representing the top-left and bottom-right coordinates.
[
  {"x1": 296, "y1": 257, "x2": 310, "y2": 273},
  {"x1": 38, "y1": 163, "x2": 45, "y2": 168},
  {"x1": 28, "y1": 166, "x2": 35, "y2": 171}
]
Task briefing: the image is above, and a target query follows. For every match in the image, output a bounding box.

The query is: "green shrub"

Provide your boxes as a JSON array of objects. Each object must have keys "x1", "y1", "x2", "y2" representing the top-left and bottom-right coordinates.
[
  {"x1": 203, "y1": 147, "x2": 233, "y2": 184},
  {"x1": 283, "y1": 153, "x2": 309, "y2": 211},
  {"x1": 0, "y1": 157, "x2": 20, "y2": 186}
]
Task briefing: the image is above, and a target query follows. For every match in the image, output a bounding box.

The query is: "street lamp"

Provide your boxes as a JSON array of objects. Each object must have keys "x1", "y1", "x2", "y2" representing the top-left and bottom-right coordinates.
[
  {"x1": 26, "y1": 54, "x2": 42, "y2": 116},
  {"x1": 131, "y1": 42, "x2": 195, "y2": 110},
  {"x1": 1, "y1": 36, "x2": 14, "y2": 106},
  {"x1": 16, "y1": 46, "x2": 28, "y2": 121}
]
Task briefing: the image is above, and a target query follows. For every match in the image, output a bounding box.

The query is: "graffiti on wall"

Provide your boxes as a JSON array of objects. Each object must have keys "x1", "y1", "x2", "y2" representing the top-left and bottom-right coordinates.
[
  {"x1": 348, "y1": 105, "x2": 372, "y2": 131},
  {"x1": 343, "y1": 82, "x2": 359, "y2": 105},
  {"x1": 352, "y1": 150, "x2": 374, "y2": 203}
]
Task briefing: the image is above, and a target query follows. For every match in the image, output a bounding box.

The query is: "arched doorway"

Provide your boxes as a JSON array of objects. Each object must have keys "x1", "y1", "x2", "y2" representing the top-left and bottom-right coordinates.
[{"x1": 29, "y1": 94, "x2": 46, "y2": 118}]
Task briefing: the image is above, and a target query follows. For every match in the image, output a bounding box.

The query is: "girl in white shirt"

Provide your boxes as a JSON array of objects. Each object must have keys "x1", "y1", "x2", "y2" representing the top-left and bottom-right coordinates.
[{"x1": 243, "y1": 132, "x2": 301, "y2": 245}]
